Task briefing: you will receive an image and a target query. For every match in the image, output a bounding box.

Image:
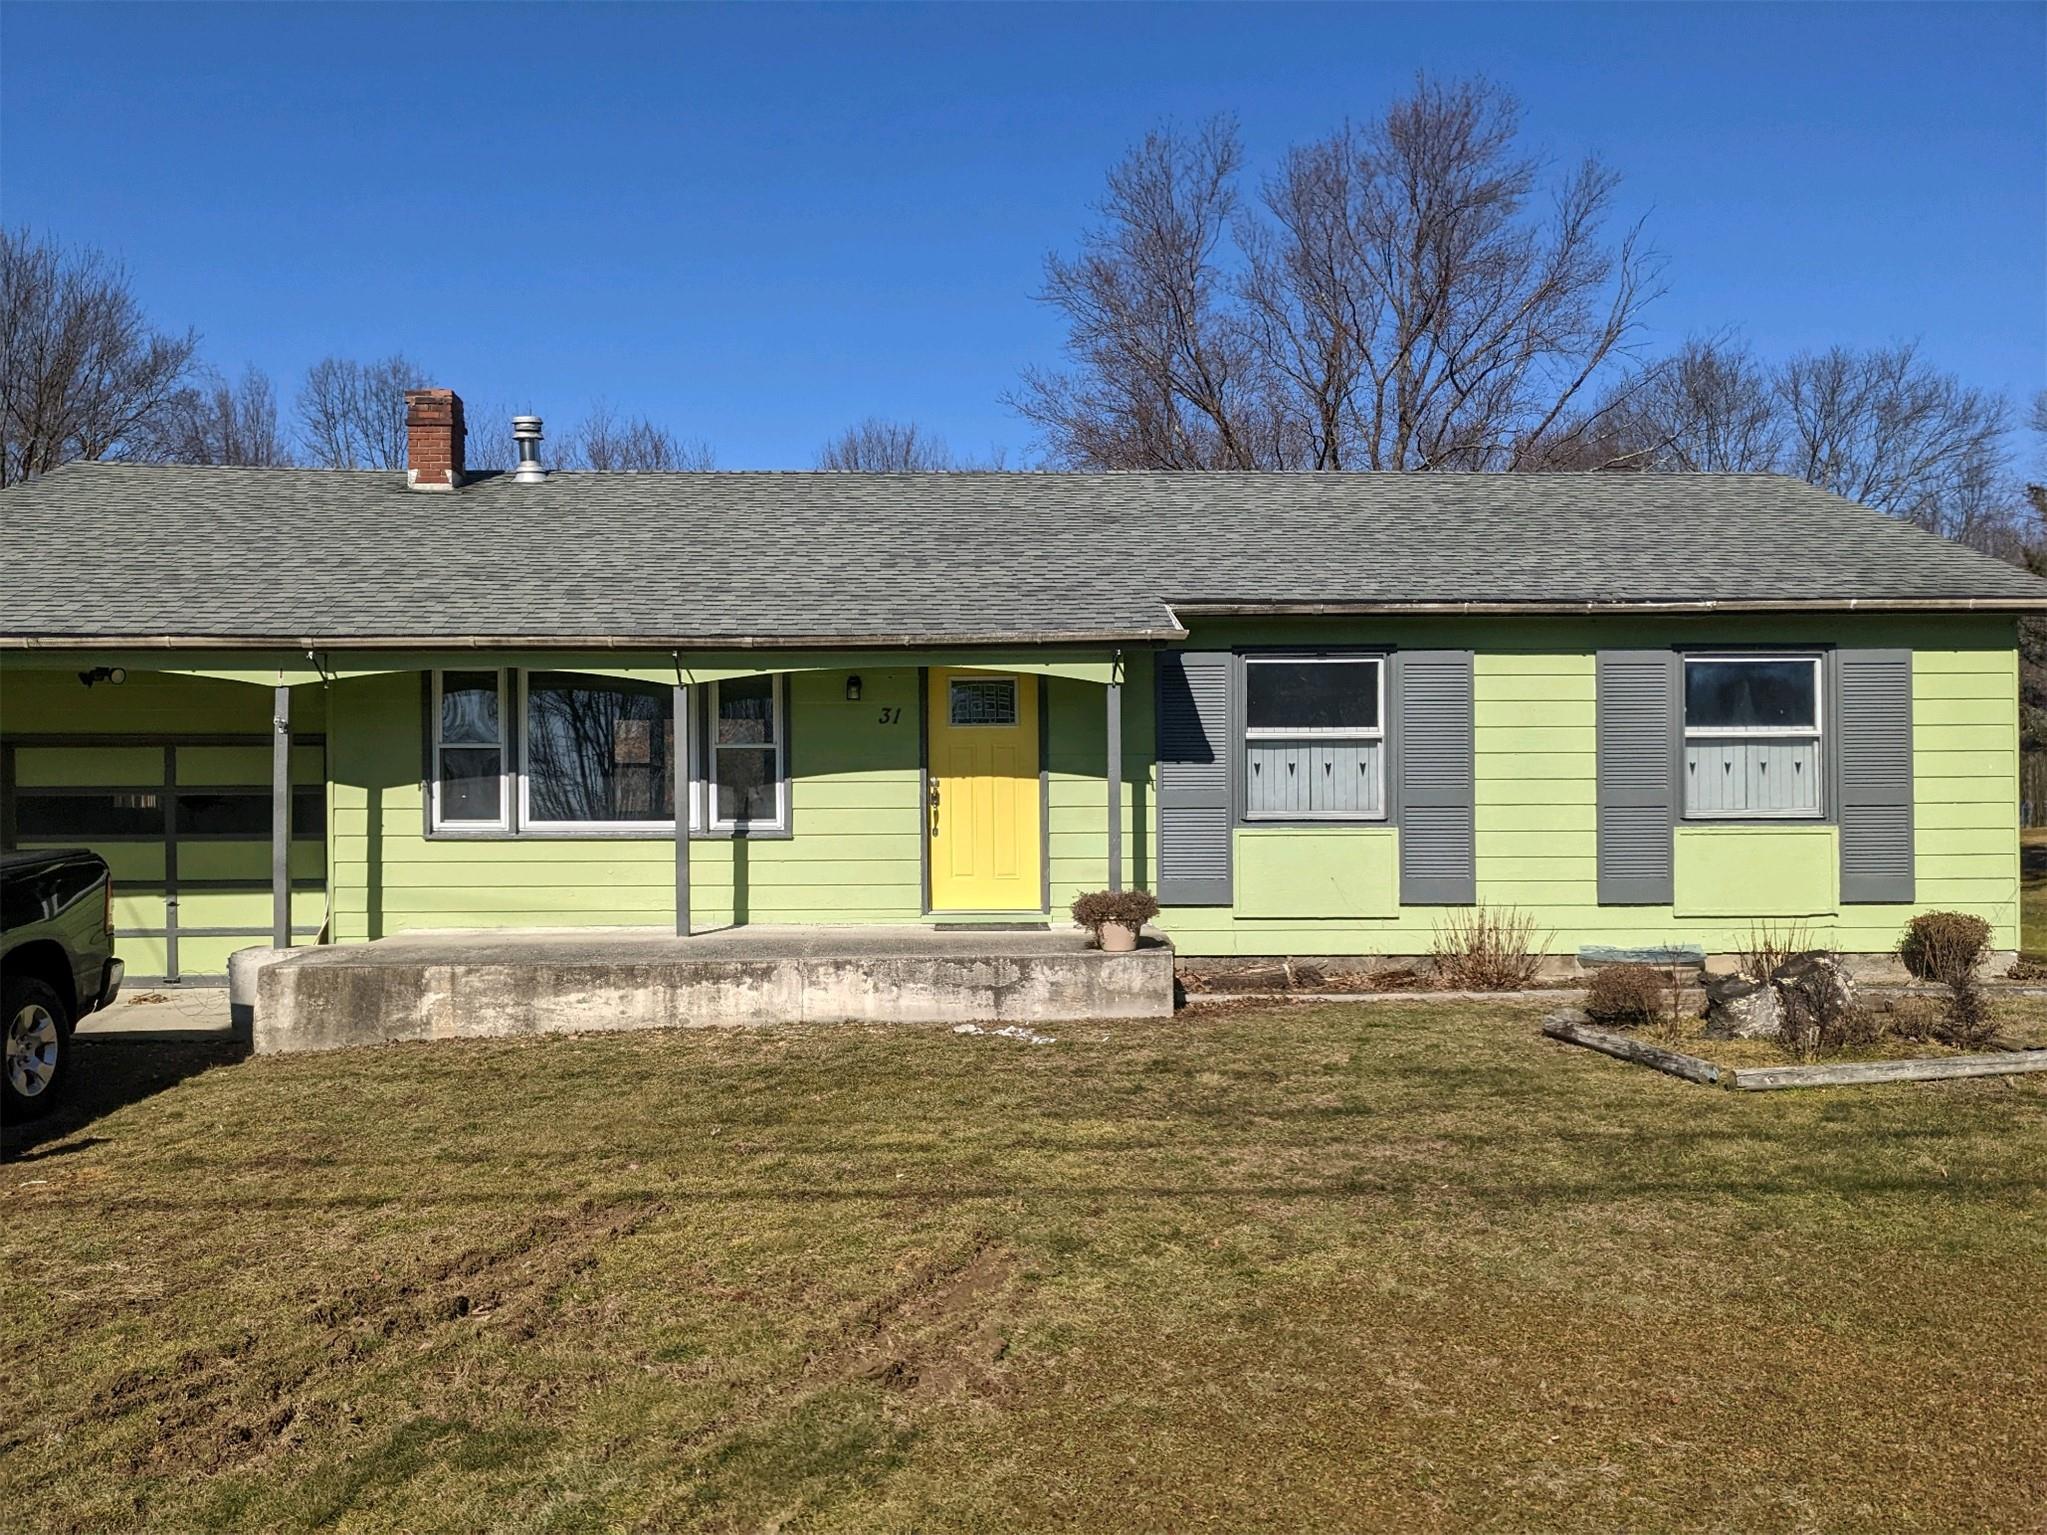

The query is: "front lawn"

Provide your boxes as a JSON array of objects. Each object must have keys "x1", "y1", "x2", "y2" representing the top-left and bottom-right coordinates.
[{"x1": 4, "y1": 1004, "x2": 2045, "y2": 1533}]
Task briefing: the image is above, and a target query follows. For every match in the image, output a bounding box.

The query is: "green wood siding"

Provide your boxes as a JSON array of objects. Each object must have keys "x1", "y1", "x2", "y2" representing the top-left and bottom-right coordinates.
[
  {"x1": 327, "y1": 668, "x2": 928, "y2": 937},
  {"x1": 1046, "y1": 661, "x2": 1150, "y2": 913},
  {"x1": 0, "y1": 667, "x2": 328, "y2": 735},
  {"x1": 1237, "y1": 827, "x2": 1399, "y2": 918},
  {"x1": 0, "y1": 669, "x2": 329, "y2": 979},
  {"x1": 5, "y1": 620, "x2": 2014, "y2": 963},
  {"x1": 1154, "y1": 614, "x2": 2020, "y2": 955},
  {"x1": 1673, "y1": 825, "x2": 1838, "y2": 917}
]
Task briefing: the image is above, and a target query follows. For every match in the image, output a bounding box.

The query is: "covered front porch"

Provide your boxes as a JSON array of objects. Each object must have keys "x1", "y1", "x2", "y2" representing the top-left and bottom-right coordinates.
[
  {"x1": 0, "y1": 645, "x2": 1147, "y2": 980},
  {"x1": 250, "y1": 923, "x2": 1175, "y2": 1052}
]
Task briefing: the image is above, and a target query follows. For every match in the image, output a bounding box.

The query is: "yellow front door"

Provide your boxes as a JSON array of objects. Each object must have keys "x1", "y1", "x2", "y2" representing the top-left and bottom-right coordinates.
[{"x1": 927, "y1": 669, "x2": 1042, "y2": 912}]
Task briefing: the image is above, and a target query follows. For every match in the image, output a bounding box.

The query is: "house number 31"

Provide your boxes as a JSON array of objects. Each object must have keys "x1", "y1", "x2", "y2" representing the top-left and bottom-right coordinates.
[{"x1": 877, "y1": 706, "x2": 902, "y2": 724}]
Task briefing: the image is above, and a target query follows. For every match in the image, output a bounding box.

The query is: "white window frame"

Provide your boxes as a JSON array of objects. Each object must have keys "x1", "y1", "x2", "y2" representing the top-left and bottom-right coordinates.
[
  {"x1": 1681, "y1": 652, "x2": 1825, "y2": 821},
  {"x1": 1243, "y1": 654, "x2": 1387, "y2": 822},
  {"x1": 430, "y1": 667, "x2": 511, "y2": 831},
  {"x1": 708, "y1": 674, "x2": 787, "y2": 833},
  {"x1": 514, "y1": 670, "x2": 686, "y2": 837}
]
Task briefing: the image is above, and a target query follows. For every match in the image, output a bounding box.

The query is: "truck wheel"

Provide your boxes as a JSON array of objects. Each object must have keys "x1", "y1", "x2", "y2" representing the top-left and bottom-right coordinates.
[{"x1": 4, "y1": 977, "x2": 70, "y2": 1121}]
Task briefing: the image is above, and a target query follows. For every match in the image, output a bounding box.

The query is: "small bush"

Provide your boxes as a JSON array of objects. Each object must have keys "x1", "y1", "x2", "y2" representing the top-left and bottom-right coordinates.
[
  {"x1": 1583, "y1": 963, "x2": 1666, "y2": 1025},
  {"x1": 1069, "y1": 888, "x2": 1160, "y2": 940},
  {"x1": 1778, "y1": 1001, "x2": 1888, "y2": 1062},
  {"x1": 1738, "y1": 921, "x2": 1812, "y2": 984},
  {"x1": 1898, "y1": 912, "x2": 1992, "y2": 984},
  {"x1": 1431, "y1": 903, "x2": 1549, "y2": 991},
  {"x1": 1888, "y1": 993, "x2": 1946, "y2": 1042},
  {"x1": 1899, "y1": 912, "x2": 1995, "y2": 1047}
]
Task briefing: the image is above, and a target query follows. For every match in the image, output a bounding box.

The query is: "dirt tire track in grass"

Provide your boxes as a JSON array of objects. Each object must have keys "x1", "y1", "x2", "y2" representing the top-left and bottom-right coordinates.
[
  {"x1": 659, "y1": 1235, "x2": 1026, "y2": 1530},
  {"x1": 68, "y1": 1197, "x2": 667, "y2": 1482}
]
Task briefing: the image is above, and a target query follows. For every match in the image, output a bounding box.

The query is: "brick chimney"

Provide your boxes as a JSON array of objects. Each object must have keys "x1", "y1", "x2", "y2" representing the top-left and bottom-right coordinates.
[{"x1": 404, "y1": 388, "x2": 466, "y2": 491}]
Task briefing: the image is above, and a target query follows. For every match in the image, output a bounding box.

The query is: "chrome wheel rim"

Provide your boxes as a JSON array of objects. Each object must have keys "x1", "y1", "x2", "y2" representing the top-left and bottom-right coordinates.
[{"x1": 7, "y1": 1004, "x2": 60, "y2": 1098}]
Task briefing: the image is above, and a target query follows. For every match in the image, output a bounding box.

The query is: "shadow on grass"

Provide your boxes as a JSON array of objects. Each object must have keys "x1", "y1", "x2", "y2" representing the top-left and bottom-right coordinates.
[{"x1": 2, "y1": 1036, "x2": 248, "y2": 1160}]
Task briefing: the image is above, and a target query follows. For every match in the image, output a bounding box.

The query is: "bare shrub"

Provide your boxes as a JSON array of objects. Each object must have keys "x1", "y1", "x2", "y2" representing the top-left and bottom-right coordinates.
[
  {"x1": 1897, "y1": 912, "x2": 1992, "y2": 983},
  {"x1": 1431, "y1": 904, "x2": 1548, "y2": 991},
  {"x1": 1889, "y1": 994, "x2": 1946, "y2": 1043},
  {"x1": 1771, "y1": 952, "x2": 1873, "y2": 1061},
  {"x1": 1779, "y1": 1002, "x2": 1888, "y2": 1063},
  {"x1": 1069, "y1": 888, "x2": 1160, "y2": 944},
  {"x1": 1583, "y1": 963, "x2": 1664, "y2": 1025},
  {"x1": 1899, "y1": 912, "x2": 1996, "y2": 1047},
  {"x1": 1738, "y1": 921, "x2": 1812, "y2": 984},
  {"x1": 1653, "y1": 975, "x2": 1696, "y2": 1045}
]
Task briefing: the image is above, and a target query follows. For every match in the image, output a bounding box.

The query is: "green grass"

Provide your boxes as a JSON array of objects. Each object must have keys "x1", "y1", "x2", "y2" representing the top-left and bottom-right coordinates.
[{"x1": 4, "y1": 1004, "x2": 2046, "y2": 1533}]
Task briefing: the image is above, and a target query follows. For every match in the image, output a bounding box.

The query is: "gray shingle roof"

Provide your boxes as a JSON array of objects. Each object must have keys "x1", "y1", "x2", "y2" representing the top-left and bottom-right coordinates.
[{"x1": 4, "y1": 463, "x2": 2044, "y2": 647}]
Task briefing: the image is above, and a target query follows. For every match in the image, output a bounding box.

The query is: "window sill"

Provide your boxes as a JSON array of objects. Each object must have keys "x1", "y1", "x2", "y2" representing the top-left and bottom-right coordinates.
[
  {"x1": 1679, "y1": 813, "x2": 1826, "y2": 825},
  {"x1": 426, "y1": 826, "x2": 793, "y2": 842},
  {"x1": 1240, "y1": 815, "x2": 1390, "y2": 827}
]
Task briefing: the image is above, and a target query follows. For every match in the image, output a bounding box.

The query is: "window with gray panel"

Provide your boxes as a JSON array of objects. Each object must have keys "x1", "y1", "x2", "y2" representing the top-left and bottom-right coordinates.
[
  {"x1": 1682, "y1": 654, "x2": 1823, "y2": 818},
  {"x1": 1243, "y1": 656, "x2": 1385, "y2": 819}
]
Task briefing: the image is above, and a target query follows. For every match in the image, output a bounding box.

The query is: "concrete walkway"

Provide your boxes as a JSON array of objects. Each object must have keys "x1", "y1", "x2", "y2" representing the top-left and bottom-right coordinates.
[{"x1": 75, "y1": 987, "x2": 236, "y2": 1041}]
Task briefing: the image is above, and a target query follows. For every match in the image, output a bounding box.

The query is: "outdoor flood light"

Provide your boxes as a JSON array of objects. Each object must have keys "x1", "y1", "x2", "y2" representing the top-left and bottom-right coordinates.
[
  {"x1": 77, "y1": 667, "x2": 126, "y2": 688},
  {"x1": 846, "y1": 675, "x2": 863, "y2": 702}
]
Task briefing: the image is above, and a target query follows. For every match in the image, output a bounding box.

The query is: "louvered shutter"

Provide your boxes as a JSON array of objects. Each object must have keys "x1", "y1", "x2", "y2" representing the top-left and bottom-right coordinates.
[
  {"x1": 1597, "y1": 650, "x2": 1677, "y2": 905},
  {"x1": 1835, "y1": 649, "x2": 1914, "y2": 903},
  {"x1": 1154, "y1": 651, "x2": 1233, "y2": 905},
  {"x1": 1396, "y1": 650, "x2": 1475, "y2": 904}
]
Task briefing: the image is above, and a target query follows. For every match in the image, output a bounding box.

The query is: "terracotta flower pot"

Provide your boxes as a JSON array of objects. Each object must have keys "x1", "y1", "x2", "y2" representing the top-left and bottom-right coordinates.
[{"x1": 1099, "y1": 921, "x2": 1140, "y2": 953}]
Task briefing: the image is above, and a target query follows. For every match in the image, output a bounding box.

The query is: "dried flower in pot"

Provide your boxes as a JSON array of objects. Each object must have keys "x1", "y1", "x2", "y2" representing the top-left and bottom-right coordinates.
[{"x1": 1070, "y1": 889, "x2": 1160, "y2": 952}]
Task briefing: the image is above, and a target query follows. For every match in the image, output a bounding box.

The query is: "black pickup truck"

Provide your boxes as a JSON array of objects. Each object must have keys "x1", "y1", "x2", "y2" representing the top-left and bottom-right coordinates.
[{"x1": 2, "y1": 848, "x2": 122, "y2": 1120}]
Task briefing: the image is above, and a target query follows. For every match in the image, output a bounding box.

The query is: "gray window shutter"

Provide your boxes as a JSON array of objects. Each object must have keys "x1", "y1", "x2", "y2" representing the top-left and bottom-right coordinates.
[
  {"x1": 1395, "y1": 650, "x2": 1475, "y2": 904},
  {"x1": 1154, "y1": 651, "x2": 1232, "y2": 905},
  {"x1": 1836, "y1": 649, "x2": 1914, "y2": 903},
  {"x1": 1597, "y1": 650, "x2": 1677, "y2": 905}
]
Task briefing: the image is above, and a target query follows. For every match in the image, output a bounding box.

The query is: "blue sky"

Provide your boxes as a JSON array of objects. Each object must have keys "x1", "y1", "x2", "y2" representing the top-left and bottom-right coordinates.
[{"x1": 3, "y1": 2, "x2": 2041, "y2": 468}]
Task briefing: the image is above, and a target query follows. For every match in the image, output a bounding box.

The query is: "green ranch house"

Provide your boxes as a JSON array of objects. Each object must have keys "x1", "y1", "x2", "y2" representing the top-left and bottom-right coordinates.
[{"x1": 4, "y1": 390, "x2": 2044, "y2": 1044}]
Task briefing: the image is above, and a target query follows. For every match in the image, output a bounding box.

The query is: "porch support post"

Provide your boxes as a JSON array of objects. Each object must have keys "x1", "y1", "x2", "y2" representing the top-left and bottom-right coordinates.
[
  {"x1": 271, "y1": 683, "x2": 291, "y2": 948},
  {"x1": 674, "y1": 682, "x2": 691, "y2": 936},
  {"x1": 1106, "y1": 661, "x2": 1123, "y2": 893}
]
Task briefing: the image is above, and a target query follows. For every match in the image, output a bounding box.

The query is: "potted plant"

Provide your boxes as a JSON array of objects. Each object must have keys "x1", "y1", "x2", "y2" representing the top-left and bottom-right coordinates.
[{"x1": 1070, "y1": 889, "x2": 1160, "y2": 952}]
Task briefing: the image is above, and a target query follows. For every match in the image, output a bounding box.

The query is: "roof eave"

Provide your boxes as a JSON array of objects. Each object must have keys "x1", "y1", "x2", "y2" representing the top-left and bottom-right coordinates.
[
  {"x1": 1167, "y1": 598, "x2": 2047, "y2": 616},
  {"x1": 0, "y1": 625, "x2": 1189, "y2": 652}
]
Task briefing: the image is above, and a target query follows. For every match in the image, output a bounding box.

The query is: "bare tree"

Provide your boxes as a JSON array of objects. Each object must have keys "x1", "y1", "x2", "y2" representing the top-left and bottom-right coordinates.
[
  {"x1": 1011, "y1": 79, "x2": 1661, "y2": 471},
  {"x1": 1588, "y1": 338, "x2": 1783, "y2": 472},
  {"x1": 0, "y1": 227, "x2": 200, "y2": 485},
  {"x1": 295, "y1": 353, "x2": 428, "y2": 468},
  {"x1": 148, "y1": 365, "x2": 292, "y2": 466},
  {"x1": 1586, "y1": 336, "x2": 2020, "y2": 548},
  {"x1": 458, "y1": 401, "x2": 520, "y2": 475},
  {"x1": 1013, "y1": 119, "x2": 1265, "y2": 469},
  {"x1": 2027, "y1": 390, "x2": 2047, "y2": 531},
  {"x1": 1776, "y1": 341, "x2": 2010, "y2": 534},
  {"x1": 814, "y1": 417, "x2": 962, "y2": 471},
  {"x1": 556, "y1": 401, "x2": 714, "y2": 471}
]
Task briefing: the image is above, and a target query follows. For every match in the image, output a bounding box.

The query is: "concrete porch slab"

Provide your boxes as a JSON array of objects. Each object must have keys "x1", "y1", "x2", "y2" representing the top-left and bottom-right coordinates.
[{"x1": 254, "y1": 926, "x2": 1174, "y2": 1053}]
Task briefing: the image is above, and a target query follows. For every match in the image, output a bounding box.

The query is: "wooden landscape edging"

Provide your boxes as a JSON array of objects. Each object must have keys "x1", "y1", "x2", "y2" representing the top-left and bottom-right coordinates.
[
  {"x1": 1722, "y1": 1052, "x2": 2047, "y2": 1091},
  {"x1": 1543, "y1": 1011, "x2": 2047, "y2": 1092},
  {"x1": 1541, "y1": 1015, "x2": 1721, "y2": 1085}
]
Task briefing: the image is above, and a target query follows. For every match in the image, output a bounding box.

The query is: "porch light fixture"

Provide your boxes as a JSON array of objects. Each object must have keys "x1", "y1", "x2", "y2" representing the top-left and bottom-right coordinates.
[
  {"x1": 845, "y1": 675, "x2": 862, "y2": 702},
  {"x1": 77, "y1": 666, "x2": 126, "y2": 688}
]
